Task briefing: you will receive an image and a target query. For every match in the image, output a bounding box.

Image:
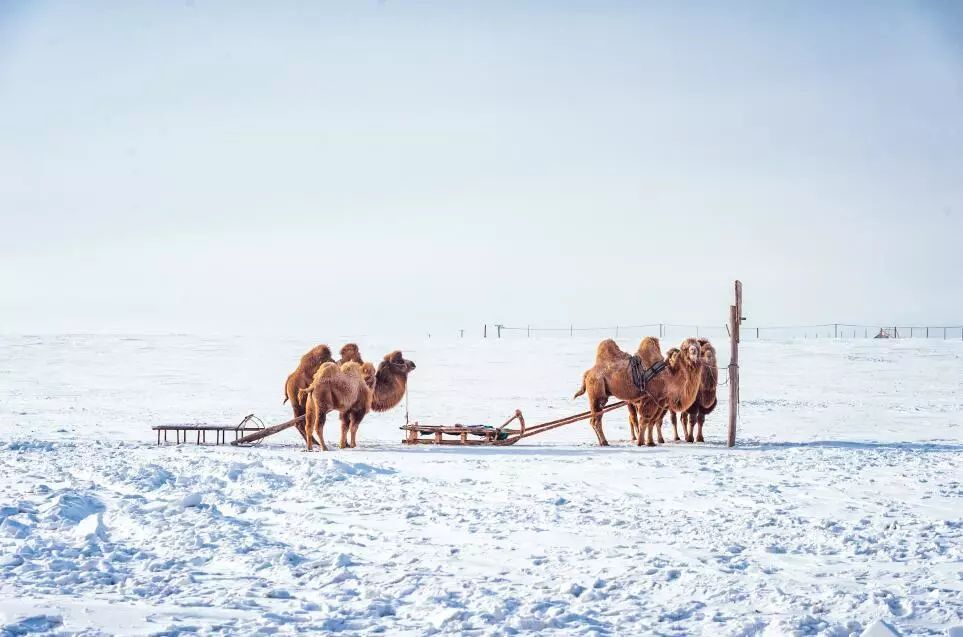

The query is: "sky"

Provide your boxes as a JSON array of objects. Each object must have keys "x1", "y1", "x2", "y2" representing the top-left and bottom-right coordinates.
[{"x1": 1, "y1": 0, "x2": 962, "y2": 336}]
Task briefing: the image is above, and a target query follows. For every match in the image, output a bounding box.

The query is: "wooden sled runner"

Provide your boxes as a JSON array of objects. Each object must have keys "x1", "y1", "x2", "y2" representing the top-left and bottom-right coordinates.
[
  {"x1": 401, "y1": 401, "x2": 628, "y2": 446},
  {"x1": 151, "y1": 400, "x2": 630, "y2": 448}
]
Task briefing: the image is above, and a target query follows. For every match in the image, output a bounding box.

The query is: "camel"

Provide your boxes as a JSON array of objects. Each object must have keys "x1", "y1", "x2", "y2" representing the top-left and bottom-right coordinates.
[
  {"x1": 674, "y1": 339, "x2": 718, "y2": 443},
  {"x1": 283, "y1": 344, "x2": 335, "y2": 440},
  {"x1": 573, "y1": 337, "x2": 702, "y2": 447},
  {"x1": 629, "y1": 346, "x2": 680, "y2": 444},
  {"x1": 299, "y1": 350, "x2": 416, "y2": 451},
  {"x1": 632, "y1": 337, "x2": 704, "y2": 446}
]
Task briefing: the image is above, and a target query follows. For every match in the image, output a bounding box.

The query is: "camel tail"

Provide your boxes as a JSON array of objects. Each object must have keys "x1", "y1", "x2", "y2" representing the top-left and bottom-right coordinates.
[
  {"x1": 572, "y1": 381, "x2": 586, "y2": 400},
  {"x1": 282, "y1": 393, "x2": 289, "y2": 405}
]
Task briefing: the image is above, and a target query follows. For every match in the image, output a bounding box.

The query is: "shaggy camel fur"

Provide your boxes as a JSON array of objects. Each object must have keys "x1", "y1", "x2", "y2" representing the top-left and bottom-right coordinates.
[
  {"x1": 301, "y1": 362, "x2": 371, "y2": 451},
  {"x1": 675, "y1": 339, "x2": 718, "y2": 443},
  {"x1": 574, "y1": 337, "x2": 703, "y2": 447},
  {"x1": 299, "y1": 351, "x2": 416, "y2": 451},
  {"x1": 283, "y1": 344, "x2": 335, "y2": 440},
  {"x1": 633, "y1": 337, "x2": 703, "y2": 446}
]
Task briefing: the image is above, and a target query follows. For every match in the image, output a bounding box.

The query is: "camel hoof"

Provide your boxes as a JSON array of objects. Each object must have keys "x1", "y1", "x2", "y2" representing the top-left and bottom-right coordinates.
[
  {"x1": 646, "y1": 441, "x2": 656, "y2": 447},
  {"x1": 696, "y1": 436, "x2": 705, "y2": 443}
]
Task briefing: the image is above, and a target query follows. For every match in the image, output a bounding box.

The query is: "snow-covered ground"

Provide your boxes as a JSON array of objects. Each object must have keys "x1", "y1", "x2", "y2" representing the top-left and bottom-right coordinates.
[{"x1": 1, "y1": 334, "x2": 961, "y2": 635}]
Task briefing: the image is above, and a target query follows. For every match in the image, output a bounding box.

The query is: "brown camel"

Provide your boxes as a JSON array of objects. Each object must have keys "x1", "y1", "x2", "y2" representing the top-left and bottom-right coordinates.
[
  {"x1": 633, "y1": 337, "x2": 703, "y2": 446},
  {"x1": 630, "y1": 346, "x2": 680, "y2": 444},
  {"x1": 675, "y1": 339, "x2": 718, "y2": 443},
  {"x1": 283, "y1": 344, "x2": 335, "y2": 440},
  {"x1": 299, "y1": 351, "x2": 416, "y2": 451},
  {"x1": 574, "y1": 337, "x2": 702, "y2": 447}
]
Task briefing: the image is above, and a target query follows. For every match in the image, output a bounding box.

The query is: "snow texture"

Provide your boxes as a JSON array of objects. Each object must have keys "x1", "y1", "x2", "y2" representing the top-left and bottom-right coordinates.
[{"x1": 1, "y1": 334, "x2": 961, "y2": 635}]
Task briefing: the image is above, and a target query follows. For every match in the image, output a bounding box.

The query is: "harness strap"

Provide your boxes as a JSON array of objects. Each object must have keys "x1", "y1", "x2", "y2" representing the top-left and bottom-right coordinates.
[{"x1": 629, "y1": 356, "x2": 667, "y2": 392}]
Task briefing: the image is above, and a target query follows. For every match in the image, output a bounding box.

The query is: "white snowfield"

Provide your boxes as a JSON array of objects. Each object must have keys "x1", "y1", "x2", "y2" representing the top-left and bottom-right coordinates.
[{"x1": 1, "y1": 334, "x2": 961, "y2": 636}]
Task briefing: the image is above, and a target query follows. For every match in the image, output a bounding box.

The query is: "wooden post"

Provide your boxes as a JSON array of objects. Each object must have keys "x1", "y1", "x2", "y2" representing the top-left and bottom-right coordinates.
[
  {"x1": 728, "y1": 280, "x2": 742, "y2": 448},
  {"x1": 483, "y1": 324, "x2": 487, "y2": 338},
  {"x1": 460, "y1": 329, "x2": 464, "y2": 338},
  {"x1": 496, "y1": 324, "x2": 503, "y2": 338},
  {"x1": 659, "y1": 323, "x2": 664, "y2": 338},
  {"x1": 926, "y1": 327, "x2": 929, "y2": 338},
  {"x1": 756, "y1": 327, "x2": 759, "y2": 339},
  {"x1": 570, "y1": 325, "x2": 573, "y2": 336},
  {"x1": 527, "y1": 325, "x2": 531, "y2": 337}
]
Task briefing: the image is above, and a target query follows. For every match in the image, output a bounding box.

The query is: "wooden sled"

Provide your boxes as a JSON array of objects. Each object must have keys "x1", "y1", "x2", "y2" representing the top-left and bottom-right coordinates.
[
  {"x1": 401, "y1": 401, "x2": 628, "y2": 446},
  {"x1": 154, "y1": 414, "x2": 267, "y2": 445}
]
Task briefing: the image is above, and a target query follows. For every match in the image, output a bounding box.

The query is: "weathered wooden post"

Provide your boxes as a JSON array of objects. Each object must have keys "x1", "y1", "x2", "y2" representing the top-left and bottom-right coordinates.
[
  {"x1": 728, "y1": 280, "x2": 742, "y2": 448},
  {"x1": 496, "y1": 324, "x2": 503, "y2": 338}
]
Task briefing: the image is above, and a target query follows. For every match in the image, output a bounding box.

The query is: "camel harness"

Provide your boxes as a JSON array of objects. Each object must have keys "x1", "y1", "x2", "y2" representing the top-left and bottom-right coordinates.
[{"x1": 629, "y1": 355, "x2": 667, "y2": 392}]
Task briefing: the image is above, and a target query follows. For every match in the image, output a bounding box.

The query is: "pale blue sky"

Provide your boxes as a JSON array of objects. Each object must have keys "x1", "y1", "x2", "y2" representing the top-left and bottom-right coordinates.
[{"x1": 1, "y1": 1, "x2": 961, "y2": 335}]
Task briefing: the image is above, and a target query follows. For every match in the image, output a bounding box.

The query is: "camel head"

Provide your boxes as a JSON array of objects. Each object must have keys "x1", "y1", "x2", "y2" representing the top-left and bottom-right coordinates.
[
  {"x1": 378, "y1": 350, "x2": 416, "y2": 377},
  {"x1": 360, "y1": 362, "x2": 377, "y2": 389},
  {"x1": 699, "y1": 340, "x2": 717, "y2": 368},
  {"x1": 679, "y1": 338, "x2": 701, "y2": 366},
  {"x1": 339, "y1": 343, "x2": 363, "y2": 365}
]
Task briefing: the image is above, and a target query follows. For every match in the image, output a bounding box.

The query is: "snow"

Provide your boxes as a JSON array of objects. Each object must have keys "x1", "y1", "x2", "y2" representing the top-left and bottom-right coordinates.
[{"x1": 1, "y1": 334, "x2": 962, "y2": 635}]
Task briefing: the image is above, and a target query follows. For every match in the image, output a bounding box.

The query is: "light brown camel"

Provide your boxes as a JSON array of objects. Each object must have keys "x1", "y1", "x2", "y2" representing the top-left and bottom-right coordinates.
[
  {"x1": 300, "y1": 362, "x2": 371, "y2": 451},
  {"x1": 674, "y1": 339, "x2": 718, "y2": 443},
  {"x1": 299, "y1": 351, "x2": 416, "y2": 451},
  {"x1": 573, "y1": 337, "x2": 702, "y2": 447},
  {"x1": 283, "y1": 344, "x2": 335, "y2": 441}
]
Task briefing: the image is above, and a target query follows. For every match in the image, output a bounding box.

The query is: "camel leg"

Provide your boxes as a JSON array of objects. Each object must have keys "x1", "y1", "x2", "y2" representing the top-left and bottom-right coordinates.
[
  {"x1": 339, "y1": 412, "x2": 350, "y2": 449},
  {"x1": 304, "y1": 401, "x2": 322, "y2": 451},
  {"x1": 671, "y1": 411, "x2": 681, "y2": 442},
  {"x1": 315, "y1": 412, "x2": 328, "y2": 451},
  {"x1": 684, "y1": 413, "x2": 695, "y2": 443},
  {"x1": 656, "y1": 410, "x2": 666, "y2": 444},
  {"x1": 293, "y1": 402, "x2": 309, "y2": 443},
  {"x1": 627, "y1": 403, "x2": 640, "y2": 444},
  {"x1": 695, "y1": 412, "x2": 705, "y2": 443},
  {"x1": 349, "y1": 410, "x2": 364, "y2": 448}
]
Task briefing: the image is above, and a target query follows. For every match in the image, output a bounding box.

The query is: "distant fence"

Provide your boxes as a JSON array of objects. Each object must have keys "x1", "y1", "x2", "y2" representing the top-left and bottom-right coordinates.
[{"x1": 476, "y1": 323, "x2": 963, "y2": 340}]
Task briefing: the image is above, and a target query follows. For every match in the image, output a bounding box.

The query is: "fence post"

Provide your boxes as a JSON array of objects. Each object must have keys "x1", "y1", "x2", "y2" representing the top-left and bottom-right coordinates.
[
  {"x1": 728, "y1": 280, "x2": 742, "y2": 448},
  {"x1": 496, "y1": 324, "x2": 503, "y2": 338},
  {"x1": 756, "y1": 327, "x2": 759, "y2": 339},
  {"x1": 944, "y1": 327, "x2": 947, "y2": 340},
  {"x1": 570, "y1": 325, "x2": 573, "y2": 337},
  {"x1": 460, "y1": 329, "x2": 464, "y2": 338},
  {"x1": 834, "y1": 323, "x2": 838, "y2": 339},
  {"x1": 659, "y1": 323, "x2": 664, "y2": 338},
  {"x1": 926, "y1": 327, "x2": 929, "y2": 338},
  {"x1": 527, "y1": 325, "x2": 530, "y2": 338},
  {"x1": 483, "y1": 324, "x2": 487, "y2": 338}
]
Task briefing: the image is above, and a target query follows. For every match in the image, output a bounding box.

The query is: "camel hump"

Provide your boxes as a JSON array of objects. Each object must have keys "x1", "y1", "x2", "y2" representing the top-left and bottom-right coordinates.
[
  {"x1": 636, "y1": 337, "x2": 664, "y2": 367},
  {"x1": 316, "y1": 361, "x2": 340, "y2": 380},
  {"x1": 341, "y1": 361, "x2": 363, "y2": 378},
  {"x1": 595, "y1": 339, "x2": 626, "y2": 362}
]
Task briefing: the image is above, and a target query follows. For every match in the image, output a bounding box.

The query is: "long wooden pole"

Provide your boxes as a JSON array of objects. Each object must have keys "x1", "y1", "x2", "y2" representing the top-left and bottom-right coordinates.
[
  {"x1": 231, "y1": 415, "x2": 304, "y2": 446},
  {"x1": 727, "y1": 280, "x2": 742, "y2": 448}
]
